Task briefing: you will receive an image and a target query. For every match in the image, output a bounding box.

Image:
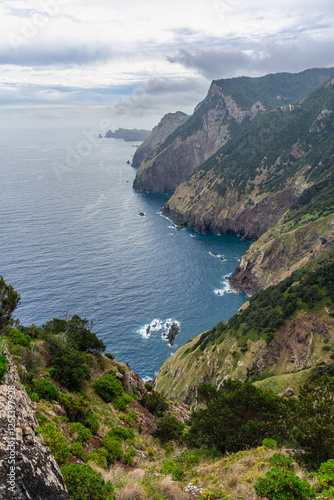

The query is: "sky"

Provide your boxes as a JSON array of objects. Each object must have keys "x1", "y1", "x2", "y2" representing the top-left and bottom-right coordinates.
[{"x1": 1, "y1": 0, "x2": 334, "y2": 129}]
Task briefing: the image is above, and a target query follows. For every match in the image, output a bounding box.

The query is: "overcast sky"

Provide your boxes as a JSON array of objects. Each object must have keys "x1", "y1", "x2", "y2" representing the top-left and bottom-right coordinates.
[{"x1": 1, "y1": 0, "x2": 334, "y2": 129}]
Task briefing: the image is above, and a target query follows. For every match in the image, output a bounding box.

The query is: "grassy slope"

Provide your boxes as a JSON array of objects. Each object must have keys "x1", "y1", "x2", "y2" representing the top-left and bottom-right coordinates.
[{"x1": 155, "y1": 250, "x2": 334, "y2": 406}]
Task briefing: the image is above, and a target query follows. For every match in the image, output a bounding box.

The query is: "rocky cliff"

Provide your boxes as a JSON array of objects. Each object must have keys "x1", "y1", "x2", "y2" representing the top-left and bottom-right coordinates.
[
  {"x1": 0, "y1": 347, "x2": 69, "y2": 500},
  {"x1": 133, "y1": 68, "x2": 334, "y2": 193},
  {"x1": 132, "y1": 111, "x2": 189, "y2": 167},
  {"x1": 133, "y1": 82, "x2": 267, "y2": 192}
]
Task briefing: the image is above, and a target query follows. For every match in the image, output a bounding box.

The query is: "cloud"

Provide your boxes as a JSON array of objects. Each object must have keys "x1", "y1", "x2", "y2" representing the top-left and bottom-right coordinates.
[{"x1": 166, "y1": 38, "x2": 334, "y2": 80}]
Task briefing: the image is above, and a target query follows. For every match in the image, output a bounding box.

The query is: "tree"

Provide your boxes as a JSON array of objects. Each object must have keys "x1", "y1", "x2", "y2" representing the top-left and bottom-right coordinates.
[
  {"x1": 291, "y1": 375, "x2": 334, "y2": 470},
  {"x1": 187, "y1": 380, "x2": 292, "y2": 453},
  {"x1": 0, "y1": 276, "x2": 20, "y2": 330}
]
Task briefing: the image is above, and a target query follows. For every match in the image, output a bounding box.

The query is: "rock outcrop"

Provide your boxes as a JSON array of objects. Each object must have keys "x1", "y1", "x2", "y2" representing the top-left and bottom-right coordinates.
[
  {"x1": 132, "y1": 111, "x2": 189, "y2": 168},
  {"x1": 0, "y1": 347, "x2": 69, "y2": 500},
  {"x1": 105, "y1": 128, "x2": 151, "y2": 142}
]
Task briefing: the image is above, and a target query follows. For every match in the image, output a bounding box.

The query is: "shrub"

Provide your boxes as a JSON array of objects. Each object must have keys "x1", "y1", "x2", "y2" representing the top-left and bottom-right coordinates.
[
  {"x1": 176, "y1": 449, "x2": 200, "y2": 467},
  {"x1": 291, "y1": 375, "x2": 334, "y2": 470},
  {"x1": 269, "y1": 453, "x2": 294, "y2": 470},
  {"x1": 60, "y1": 464, "x2": 115, "y2": 500},
  {"x1": 87, "y1": 448, "x2": 108, "y2": 469},
  {"x1": 0, "y1": 276, "x2": 20, "y2": 330},
  {"x1": 147, "y1": 447, "x2": 154, "y2": 460},
  {"x1": 59, "y1": 393, "x2": 89, "y2": 422},
  {"x1": 36, "y1": 423, "x2": 69, "y2": 463},
  {"x1": 107, "y1": 426, "x2": 134, "y2": 442},
  {"x1": 140, "y1": 390, "x2": 169, "y2": 415},
  {"x1": 69, "y1": 442, "x2": 87, "y2": 461},
  {"x1": 94, "y1": 374, "x2": 124, "y2": 403},
  {"x1": 262, "y1": 438, "x2": 277, "y2": 450},
  {"x1": 50, "y1": 349, "x2": 91, "y2": 391},
  {"x1": 254, "y1": 467, "x2": 316, "y2": 499},
  {"x1": 102, "y1": 435, "x2": 123, "y2": 465},
  {"x1": 68, "y1": 422, "x2": 92, "y2": 443},
  {"x1": 6, "y1": 328, "x2": 31, "y2": 347},
  {"x1": 0, "y1": 351, "x2": 7, "y2": 382},
  {"x1": 144, "y1": 382, "x2": 153, "y2": 391},
  {"x1": 34, "y1": 379, "x2": 60, "y2": 401},
  {"x1": 123, "y1": 446, "x2": 136, "y2": 466},
  {"x1": 113, "y1": 394, "x2": 133, "y2": 411},
  {"x1": 152, "y1": 414, "x2": 184, "y2": 443},
  {"x1": 82, "y1": 410, "x2": 100, "y2": 435},
  {"x1": 161, "y1": 458, "x2": 186, "y2": 481},
  {"x1": 317, "y1": 459, "x2": 334, "y2": 490}
]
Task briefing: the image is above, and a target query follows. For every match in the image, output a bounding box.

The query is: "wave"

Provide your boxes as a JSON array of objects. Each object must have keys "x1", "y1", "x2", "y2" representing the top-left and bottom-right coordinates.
[
  {"x1": 214, "y1": 279, "x2": 237, "y2": 296},
  {"x1": 136, "y1": 317, "x2": 180, "y2": 343},
  {"x1": 209, "y1": 251, "x2": 225, "y2": 260}
]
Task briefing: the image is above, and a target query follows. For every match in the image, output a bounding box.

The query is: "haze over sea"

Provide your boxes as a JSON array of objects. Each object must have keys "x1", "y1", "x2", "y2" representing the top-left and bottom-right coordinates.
[{"x1": 0, "y1": 127, "x2": 251, "y2": 379}]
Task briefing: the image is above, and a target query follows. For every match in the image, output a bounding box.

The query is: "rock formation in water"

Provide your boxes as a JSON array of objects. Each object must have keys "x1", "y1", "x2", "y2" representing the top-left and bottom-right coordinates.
[{"x1": 105, "y1": 128, "x2": 151, "y2": 142}]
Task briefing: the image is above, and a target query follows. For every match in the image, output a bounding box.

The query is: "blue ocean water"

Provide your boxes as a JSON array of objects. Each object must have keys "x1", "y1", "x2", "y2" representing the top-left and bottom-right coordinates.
[{"x1": 0, "y1": 127, "x2": 251, "y2": 379}]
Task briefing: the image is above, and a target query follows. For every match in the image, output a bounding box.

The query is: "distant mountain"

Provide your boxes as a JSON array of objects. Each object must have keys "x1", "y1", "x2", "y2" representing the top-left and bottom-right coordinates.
[
  {"x1": 133, "y1": 67, "x2": 334, "y2": 192},
  {"x1": 105, "y1": 128, "x2": 151, "y2": 141},
  {"x1": 132, "y1": 111, "x2": 188, "y2": 168}
]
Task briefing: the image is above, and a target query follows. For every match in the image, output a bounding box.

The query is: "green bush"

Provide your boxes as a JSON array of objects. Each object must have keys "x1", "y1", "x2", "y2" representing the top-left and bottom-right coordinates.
[
  {"x1": 291, "y1": 375, "x2": 334, "y2": 470},
  {"x1": 175, "y1": 449, "x2": 200, "y2": 467},
  {"x1": 0, "y1": 276, "x2": 20, "y2": 330},
  {"x1": 69, "y1": 442, "x2": 87, "y2": 461},
  {"x1": 107, "y1": 426, "x2": 134, "y2": 442},
  {"x1": 36, "y1": 423, "x2": 69, "y2": 464},
  {"x1": 161, "y1": 458, "x2": 185, "y2": 481},
  {"x1": 102, "y1": 435, "x2": 123, "y2": 465},
  {"x1": 60, "y1": 464, "x2": 115, "y2": 500},
  {"x1": 269, "y1": 453, "x2": 294, "y2": 470},
  {"x1": 113, "y1": 394, "x2": 133, "y2": 411},
  {"x1": 59, "y1": 393, "x2": 88, "y2": 422},
  {"x1": 50, "y1": 349, "x2": 91, "y2": 391},
  {"x1": 152, "y1": 414, "x2": 184, "y2": 443},
  {"x1": 34, "y1": 379, "x2": 60, "y2": 401},
  {"x1": 262, "y1": 438, "x2": 277, "y2": 450},
  {"x1": 87, "y1": 448, "x2": 109, "y2": 469},
  {"x1": 0, "y1": 352, "x2": 7, "y2": 382},
  {"x1": 6, "y1": 328, "x2": 31, "y2": 348},
  {"x1": 140, "y1": 390, "x2": 169, "y2": 415},
  {"x1": 94, "y1": 374, "x2": 124, "y2": 403},
  {"x1": 254, "y1": 467, "x2": 316, "y2": 499},
  {"x1": 123, "y1": 447, "x2": 136, "y2": 466},
  {"x1": 68, "y1": 422, "x2": 92, "y2": 443},
  {"x1": 82, "y1": 410, "x2": 100, "y2": 435},
  {"x1": 317, "y1": 459, "x2": 334, "y2": 490}
]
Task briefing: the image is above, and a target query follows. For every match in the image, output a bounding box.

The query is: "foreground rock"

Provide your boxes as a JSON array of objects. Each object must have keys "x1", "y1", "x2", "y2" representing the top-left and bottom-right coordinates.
[{"x1": 0, "y1": 347, "x2": 69, "y2": 500}]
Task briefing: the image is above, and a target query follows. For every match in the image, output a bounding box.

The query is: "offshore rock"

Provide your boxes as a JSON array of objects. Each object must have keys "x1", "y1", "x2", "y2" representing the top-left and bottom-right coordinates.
[
  {"x1": 105, "y1": 128, "x2": 151, "y2": 142},
  {"x1": 0, "y1": 347, "x2": 69, "y2": 500}
]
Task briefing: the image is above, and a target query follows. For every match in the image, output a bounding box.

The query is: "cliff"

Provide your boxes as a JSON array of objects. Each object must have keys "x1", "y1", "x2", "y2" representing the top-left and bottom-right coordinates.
[
  {"x1": 133, "y1": 68, "x2": 334, "y2": 193},
  {"x1": 0, "y1": 346, "x2": 69, "y2": 500},
  {"x1": 132, "y1": 111, "x2": 189, "y2": 167},
  {"x1": 155, "y1": 250, "x2": 334, "y2": 407}
]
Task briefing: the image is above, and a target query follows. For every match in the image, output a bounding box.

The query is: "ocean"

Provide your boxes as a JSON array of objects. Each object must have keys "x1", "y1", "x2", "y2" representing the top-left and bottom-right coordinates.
[{"x1": 0, "y1": 127, "x2": 252, "y2": 379}]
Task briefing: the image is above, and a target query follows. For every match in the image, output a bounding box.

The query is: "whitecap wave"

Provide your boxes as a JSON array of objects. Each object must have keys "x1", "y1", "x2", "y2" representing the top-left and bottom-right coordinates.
[
  {"x1": 209, "y1": 251, "x2": 225, "y2": 260},
  {"x1": 214, "y1": 279, "x2": 237, "y2": 296},
  {"x1": 137, "y1": 318, "x2": 180, "y2": 341}
]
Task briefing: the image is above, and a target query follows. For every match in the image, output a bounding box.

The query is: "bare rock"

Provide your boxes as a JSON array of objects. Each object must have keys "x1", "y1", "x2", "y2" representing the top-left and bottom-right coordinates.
[{"x1": 0, "y1": 347, "x2": 69, "y2": 499}]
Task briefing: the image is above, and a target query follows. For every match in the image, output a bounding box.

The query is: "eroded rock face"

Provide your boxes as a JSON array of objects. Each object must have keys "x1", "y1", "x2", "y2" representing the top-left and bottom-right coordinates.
[
  {"x1": 133, "y1": 83, "x2": 265, "y2": 193},
  {"x1": 0, "y1": 347, "x2": 69, "y2": 500},
  {"x1": 132, "y1": 111, "x2": 189, "y2": 168}
]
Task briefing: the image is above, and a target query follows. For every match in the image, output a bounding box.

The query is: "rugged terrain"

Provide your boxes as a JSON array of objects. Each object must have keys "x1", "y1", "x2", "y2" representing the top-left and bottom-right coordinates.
[
  {"x1": 155, "y1": 249, "x2": 334, "y2": 407},
  {"x1": 132, "y1": 111, "x2": 189, "y2": 167},
  {"x1": 133, "y1": 67, "x2": 334, "y2": 193}
]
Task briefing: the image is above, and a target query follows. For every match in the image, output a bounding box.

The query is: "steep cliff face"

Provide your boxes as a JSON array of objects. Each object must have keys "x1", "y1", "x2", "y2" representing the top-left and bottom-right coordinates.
[
  {"x1": 164, "y1": 77, "x2": 334, "y2": 292},
  {"x1": 155, "y1": 250, "x2": 334, "y2": 407},
  {"x1": 132, "y1": 111, "x2": 189, "y2": 167},
  {"x1": 133, "y1": 82, "x2": 266, "y2": 192},
  {"x1": 133, "y1": 68, "x2": 334, "y2": 193},
  {"x1": 0, "y1": 347, "x2": 69, "y2": 500}
]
